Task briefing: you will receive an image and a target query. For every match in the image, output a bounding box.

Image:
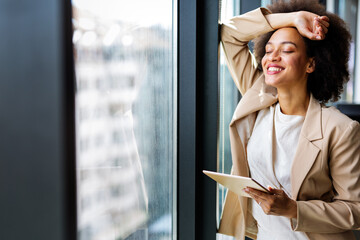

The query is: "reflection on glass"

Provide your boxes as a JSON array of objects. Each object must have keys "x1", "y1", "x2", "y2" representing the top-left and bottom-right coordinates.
[
  {"x1": 217, "y1": 1, "x2": 239, "y2": 240},
  {"x1": 336, "y1": 0, "x2": 358, "y2": 103},
  {"x1": 72, "y1": 0, "x2": 175, "y2": 239}
]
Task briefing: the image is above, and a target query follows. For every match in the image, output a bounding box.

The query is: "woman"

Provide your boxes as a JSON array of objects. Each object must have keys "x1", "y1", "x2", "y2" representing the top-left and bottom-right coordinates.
[{"x1": 218, "y1": 0, "x2": 360, "y2": 239}]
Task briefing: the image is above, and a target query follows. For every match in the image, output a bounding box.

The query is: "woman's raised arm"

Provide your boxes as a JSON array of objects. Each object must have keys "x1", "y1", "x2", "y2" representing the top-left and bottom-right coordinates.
[
  {"x1": 265, "y1": 11, "x2": 329, "y2": 40},
  {"x1": 221, "y1": 8, "x2": 328, "y2": 95},
  {"x1": 221, "y1": 8, "x2": 274, "y2": 95}
]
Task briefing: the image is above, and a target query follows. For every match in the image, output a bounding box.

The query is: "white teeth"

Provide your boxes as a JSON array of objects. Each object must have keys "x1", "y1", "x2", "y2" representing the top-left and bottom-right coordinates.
[{"x1": 268, "y1": 67, "x2": 283, "y2": 72}]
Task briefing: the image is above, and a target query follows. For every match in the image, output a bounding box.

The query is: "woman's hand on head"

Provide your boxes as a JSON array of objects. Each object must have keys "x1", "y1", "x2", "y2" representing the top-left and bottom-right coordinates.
[
  {"x1": 243, "y1": 186, "x2": 298, "y2": 218},
  {"x1": 294, "y1": 11, "x2": 329, "y2": 40}
]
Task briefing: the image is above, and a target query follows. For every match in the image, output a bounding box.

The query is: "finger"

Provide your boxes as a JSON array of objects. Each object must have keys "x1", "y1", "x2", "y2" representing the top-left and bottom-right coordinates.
[
  {"x1": 315, "y1": 25, "x2": 321, "y2": 35},
  {"x1": 307, "y1": 31, "x2": 320, "y2": 40},
  {"x1": 245, "y1": 191, "x2": 270, "y2": 209},
  {"x1": 319, "y1": 15, "x2": 330, "y2": 24},
  {"x1": 316, "y1": 25, "x2": 325, "y2": 39},
  {"x1": 317, "y1": 18, "x2": 330, "y2": 28},
  {"x1": 249, "y1": 193, "x2": 261, "y2": 204},
  {"x1": 309, "y1": 27, "x2": 323, "y2": 41},
  {"x1": 319, "y1": 25, "x2": 328, "y2": 35},
  {"x1": 268, "y1": 186, "x2": 284, "y2": 195},
  {"x1": 299, "y1": 25, "x2": 317, "y2": 40},
  {"x1": 244, "y1": 189, "x2": 261, "y2": 203},
  {"x1": 316, "y1": 27, "x2": 326, "y2": 40},
  {"x1": 245, "y1": 187, "x2": 272, "y2": 201},
  {"x1": 315, "y1": 16, "x2": 330, "y2": 27},
  {"x1": 315, "y1": 20, "x2": 328, "y2": 34}
]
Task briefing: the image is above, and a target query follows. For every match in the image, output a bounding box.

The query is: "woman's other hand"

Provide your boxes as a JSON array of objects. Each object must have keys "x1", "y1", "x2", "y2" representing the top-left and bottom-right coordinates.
[
  {"x1": 244, "y1": 186, "x2": 298, "y2": 218},
  {"x1": 294, "y1": 11, "x2": 329, "y2": 40}
]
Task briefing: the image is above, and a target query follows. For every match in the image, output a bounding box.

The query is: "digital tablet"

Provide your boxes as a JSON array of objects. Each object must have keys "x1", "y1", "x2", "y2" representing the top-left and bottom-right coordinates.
[{"x1": 203, "y1": 170, "x2": 269, "y2": 198}]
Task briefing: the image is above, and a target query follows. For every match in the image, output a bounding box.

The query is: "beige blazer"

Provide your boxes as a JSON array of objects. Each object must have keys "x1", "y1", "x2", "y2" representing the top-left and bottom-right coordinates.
[{"x1": 218, "y1": 8, "x2": 360, "y2": 240}]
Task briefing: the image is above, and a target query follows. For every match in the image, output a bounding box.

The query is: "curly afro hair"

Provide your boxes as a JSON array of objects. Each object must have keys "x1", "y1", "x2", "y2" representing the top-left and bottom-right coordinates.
[{"x1": 253, "y1": 0, "x2": 351, "y2": 103}]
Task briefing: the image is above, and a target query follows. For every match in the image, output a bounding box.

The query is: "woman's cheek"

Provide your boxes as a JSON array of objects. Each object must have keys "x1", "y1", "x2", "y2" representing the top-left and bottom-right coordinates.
[{"x1": 261, "y1": 57, "x2": 266, "y2": 70}]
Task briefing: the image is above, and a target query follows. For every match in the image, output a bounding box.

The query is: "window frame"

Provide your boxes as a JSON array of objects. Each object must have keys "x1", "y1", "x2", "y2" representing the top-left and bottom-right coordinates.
[
  {"x1": 0, "y1": 0, "x2": 77, "y2": 239},
  {"x1": 178, "y1": 0, "x2": 219, "y2": 239}
]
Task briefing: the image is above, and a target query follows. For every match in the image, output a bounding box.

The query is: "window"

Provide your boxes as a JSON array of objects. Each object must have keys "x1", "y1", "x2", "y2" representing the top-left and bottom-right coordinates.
[
  {"x1": 72, "y1": 0, "x2": 176, "y2": 239},
  {"x1": 217, "y1": 1, "x2": 240, "y2": 240},
  {"x1": 328, "y1": 0, "x2": 360, "y2": 103}
]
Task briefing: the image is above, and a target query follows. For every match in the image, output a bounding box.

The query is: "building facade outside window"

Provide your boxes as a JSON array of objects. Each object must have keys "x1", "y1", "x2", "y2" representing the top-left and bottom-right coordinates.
[{"x1": 72, "y1": 0, "x2": 176, "y2": 239}]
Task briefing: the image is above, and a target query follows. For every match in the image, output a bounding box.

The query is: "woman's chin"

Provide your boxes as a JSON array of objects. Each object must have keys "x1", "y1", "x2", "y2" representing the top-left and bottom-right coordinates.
[{"x1": 264, "y1": 78, "x2": 279, "y2": 87}]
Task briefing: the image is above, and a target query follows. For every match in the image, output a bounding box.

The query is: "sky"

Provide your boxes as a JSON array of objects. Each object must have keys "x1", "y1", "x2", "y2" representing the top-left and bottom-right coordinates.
[{"x1": 72, "y1": 0, "x2": 173, "y2": 28}]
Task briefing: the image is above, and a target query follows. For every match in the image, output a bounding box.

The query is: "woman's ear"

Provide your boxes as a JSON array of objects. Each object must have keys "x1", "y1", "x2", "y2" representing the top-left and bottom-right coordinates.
[{"x1": 306, "y1": 57, "x2": 315, "y2": 74}]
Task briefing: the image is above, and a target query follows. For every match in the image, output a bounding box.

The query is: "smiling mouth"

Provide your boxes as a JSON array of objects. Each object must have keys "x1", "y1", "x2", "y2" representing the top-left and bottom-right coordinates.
[{"x1": 267, "y1": 67, "x2": 284, "y2": 74}]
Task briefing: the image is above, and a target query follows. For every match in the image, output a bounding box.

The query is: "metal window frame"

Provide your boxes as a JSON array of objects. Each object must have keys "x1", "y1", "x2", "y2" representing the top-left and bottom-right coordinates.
[{"x1": 0, "y1": 0, "x2": 76, "y2": 240}]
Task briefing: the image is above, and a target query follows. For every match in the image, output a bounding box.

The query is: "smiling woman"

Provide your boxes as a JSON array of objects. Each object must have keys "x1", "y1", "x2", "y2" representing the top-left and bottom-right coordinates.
[{"x1": 218, "y1": 0, "x2": 360, "y2": 239}]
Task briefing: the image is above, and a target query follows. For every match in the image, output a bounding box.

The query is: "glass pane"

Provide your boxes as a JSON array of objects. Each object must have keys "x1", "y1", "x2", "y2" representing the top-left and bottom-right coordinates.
[
  {"x1": 336, "y1": 0, "x2": 358, "y2": 103},
  {"x1": 217, "y1": 1, "x2": 239, "y2": 239},
  {"x1": 72, "y1": 1, "x2": 176, "y2": 239}
]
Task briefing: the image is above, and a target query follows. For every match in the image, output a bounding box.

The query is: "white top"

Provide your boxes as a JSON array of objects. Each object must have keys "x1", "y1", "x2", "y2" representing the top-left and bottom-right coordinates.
[{"x1": 242, "y1": 103, "x2": 307, "y2": 240}]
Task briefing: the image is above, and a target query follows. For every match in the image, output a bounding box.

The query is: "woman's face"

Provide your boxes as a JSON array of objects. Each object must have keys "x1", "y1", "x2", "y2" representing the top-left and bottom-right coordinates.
[{"x1": 261, "y1": 28, "x2": 314, "y2": 89}]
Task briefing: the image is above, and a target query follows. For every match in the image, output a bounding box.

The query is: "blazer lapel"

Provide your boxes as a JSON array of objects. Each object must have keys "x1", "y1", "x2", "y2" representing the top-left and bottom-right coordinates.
[
  {"x1": 230, "y1": 77, "x2": 277, "y2": 126},
  {"x1": 290, "y1": 95, "x2": 323, "y2": 200},
  {"x1": 229, "y1": 77, "x2": 322, "y2": 200}
]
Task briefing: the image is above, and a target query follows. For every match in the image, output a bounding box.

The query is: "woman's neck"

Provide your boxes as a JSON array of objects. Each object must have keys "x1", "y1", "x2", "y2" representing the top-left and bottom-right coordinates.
[{"x1": 277, "y1": 88, "x2": 310, "y2": 116}]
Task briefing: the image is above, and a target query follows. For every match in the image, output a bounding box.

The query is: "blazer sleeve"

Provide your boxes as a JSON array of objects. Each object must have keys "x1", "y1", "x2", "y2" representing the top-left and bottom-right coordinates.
[
  {"x1": 221, "y1": 7, "x2": 274, "y2": 96},
  {"x1": 293, "y1": 120, "x2": 360, "y2": 233}
]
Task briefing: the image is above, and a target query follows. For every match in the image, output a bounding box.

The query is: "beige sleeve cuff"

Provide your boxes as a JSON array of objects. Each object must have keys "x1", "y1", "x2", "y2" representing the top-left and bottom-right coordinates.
[
  {"x1": 290, "y1": 201, "x2": 300, "y2": 231},
  {"x1": 221, "y1": 7, "x2": 274, "y2": 43}
]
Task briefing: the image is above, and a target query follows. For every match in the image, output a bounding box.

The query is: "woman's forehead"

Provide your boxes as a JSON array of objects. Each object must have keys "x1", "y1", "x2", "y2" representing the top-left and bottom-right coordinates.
[{"x1": 267, "y1": 28, "x2": 305, "y2": 47}]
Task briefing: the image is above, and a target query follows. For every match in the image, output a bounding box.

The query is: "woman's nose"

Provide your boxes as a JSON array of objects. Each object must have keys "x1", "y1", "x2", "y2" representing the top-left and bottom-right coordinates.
[{"x1": 268, "y1": 51, "x2": 280, "y2": 61}]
